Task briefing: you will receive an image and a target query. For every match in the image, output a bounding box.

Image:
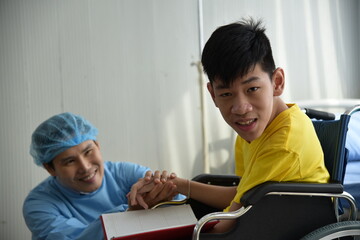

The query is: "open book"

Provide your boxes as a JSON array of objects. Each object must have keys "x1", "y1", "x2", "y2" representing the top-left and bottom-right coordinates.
[{"x1": 100, "y1": 204, "x2": 216, "y2": 240}]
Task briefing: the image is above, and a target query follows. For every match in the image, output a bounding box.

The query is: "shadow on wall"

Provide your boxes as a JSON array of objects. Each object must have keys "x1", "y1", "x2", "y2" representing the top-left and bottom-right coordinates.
[{"x1": 192, "y1": 136, "x2": 235, "y2": 177}]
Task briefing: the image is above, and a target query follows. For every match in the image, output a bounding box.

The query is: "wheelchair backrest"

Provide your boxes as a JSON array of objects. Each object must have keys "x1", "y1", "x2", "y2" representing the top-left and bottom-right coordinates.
[{"x1": 312, "y1": 114, "x2": 351, "y2": 183}]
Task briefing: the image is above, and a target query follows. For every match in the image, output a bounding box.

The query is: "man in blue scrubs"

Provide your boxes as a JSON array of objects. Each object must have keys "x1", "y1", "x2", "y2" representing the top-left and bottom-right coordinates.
[{"x1": 23, "y1": 112, "x2": 179, "y2": 240}]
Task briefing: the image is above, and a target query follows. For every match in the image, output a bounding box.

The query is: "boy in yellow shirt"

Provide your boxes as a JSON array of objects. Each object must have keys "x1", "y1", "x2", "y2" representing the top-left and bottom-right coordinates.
[{"x1": 129, "y1": 18, "x2": 330, "y2": 233}]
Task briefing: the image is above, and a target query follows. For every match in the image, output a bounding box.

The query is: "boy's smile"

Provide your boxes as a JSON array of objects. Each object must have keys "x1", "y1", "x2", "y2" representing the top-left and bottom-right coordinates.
[
  {"x1": 235, "y1": 118, "x2": 257, "y2": 131},
  {"x1": 208, "y1": 64, "x2": 287, "y2": 142}
]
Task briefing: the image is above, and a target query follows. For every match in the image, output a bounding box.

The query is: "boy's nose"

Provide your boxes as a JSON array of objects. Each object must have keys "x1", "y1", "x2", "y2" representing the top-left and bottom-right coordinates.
[{"x1": 231, "y1": 101, "x2": 252, "y2": 115}]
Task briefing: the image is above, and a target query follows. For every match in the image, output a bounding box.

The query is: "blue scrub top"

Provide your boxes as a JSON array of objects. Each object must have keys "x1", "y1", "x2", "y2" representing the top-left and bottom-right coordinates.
[{"x1": 23, "y1": 161, "x2": 150, "y2": 240}]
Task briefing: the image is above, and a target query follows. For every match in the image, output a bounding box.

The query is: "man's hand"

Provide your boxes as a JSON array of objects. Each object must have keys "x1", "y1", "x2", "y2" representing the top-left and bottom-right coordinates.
[{"x1": 127, "y1": 170, "x2": 177, "y2": 210}]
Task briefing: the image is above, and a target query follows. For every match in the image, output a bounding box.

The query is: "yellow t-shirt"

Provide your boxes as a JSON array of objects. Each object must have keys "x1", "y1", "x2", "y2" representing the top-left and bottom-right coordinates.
[{"x1": 225, "y1": 104, "x2": 330, "y2": 211}]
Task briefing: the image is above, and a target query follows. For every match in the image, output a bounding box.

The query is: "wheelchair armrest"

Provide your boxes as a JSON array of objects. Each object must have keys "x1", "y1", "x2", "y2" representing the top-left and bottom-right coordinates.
[{"x1": 241, "y1": 182, "x2": 344, "y2": 206}]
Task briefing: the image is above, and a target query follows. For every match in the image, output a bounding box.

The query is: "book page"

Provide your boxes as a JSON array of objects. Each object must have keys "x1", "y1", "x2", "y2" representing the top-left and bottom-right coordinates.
[{"x1": 101, "y1": 204, "x2": 197, "y2": 239}]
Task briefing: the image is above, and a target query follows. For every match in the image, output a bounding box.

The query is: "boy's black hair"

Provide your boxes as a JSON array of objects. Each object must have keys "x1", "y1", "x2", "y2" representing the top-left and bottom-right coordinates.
[{"x1": 201, "y1": 18, "x2": 275, "y2": 86}]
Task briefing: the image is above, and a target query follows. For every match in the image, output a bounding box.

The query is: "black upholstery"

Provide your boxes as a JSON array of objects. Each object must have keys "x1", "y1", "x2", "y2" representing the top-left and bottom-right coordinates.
[{"x1": 312, "y1": 115, "x2": 350, "y2": 183}]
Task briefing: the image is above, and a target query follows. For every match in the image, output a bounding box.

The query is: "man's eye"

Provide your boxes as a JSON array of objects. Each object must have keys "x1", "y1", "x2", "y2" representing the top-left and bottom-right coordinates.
[
  {"x1": 85, "y1": 149, "x2": 93, "y2": 156},
  {"x1": 63, "y1": 159, "x2": 74, "y2": 165}
]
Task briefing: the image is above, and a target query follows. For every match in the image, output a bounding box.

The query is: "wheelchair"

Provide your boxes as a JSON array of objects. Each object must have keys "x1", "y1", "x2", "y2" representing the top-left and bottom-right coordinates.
[{"x1": 188, "y1": 105, "x2": 360, "y2": 240}]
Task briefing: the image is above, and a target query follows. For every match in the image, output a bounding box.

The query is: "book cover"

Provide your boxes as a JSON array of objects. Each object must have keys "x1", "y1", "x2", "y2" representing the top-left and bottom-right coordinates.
[{"x1": 101, "y1": 204, "x2": 206, "y2": 240}]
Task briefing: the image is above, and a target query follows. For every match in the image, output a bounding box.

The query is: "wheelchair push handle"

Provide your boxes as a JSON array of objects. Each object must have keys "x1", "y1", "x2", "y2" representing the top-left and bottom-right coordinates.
[{"x1": 303, "y1": 108, "x2": 336, "y2": 120}]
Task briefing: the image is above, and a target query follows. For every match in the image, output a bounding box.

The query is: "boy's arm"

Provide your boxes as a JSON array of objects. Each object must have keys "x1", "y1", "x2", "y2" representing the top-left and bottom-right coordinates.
[
  {"x1": 173, "y1": 177, "x2": 237, "y2": 210},
  {"x1": 128, "y1": 174, "x2": 240, "y2": 234},
  {"x1": 128, "y1": 176, "x2": 237, "y2": 210},
  {"x1": 208, "y1": 201, "x2": 242, "y2": 233}
]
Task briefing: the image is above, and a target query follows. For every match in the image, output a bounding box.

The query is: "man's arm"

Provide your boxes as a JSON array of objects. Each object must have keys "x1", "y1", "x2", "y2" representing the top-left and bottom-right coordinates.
[
  {"x1": 128, "y1": 180, "x2": 178, "y2": 210},
  {"x1": 23, "y1": 200, "x2": 104, "y2": 240},
  {"x1": 127, "y1": 170, "x2": 178, "y2": 209}
]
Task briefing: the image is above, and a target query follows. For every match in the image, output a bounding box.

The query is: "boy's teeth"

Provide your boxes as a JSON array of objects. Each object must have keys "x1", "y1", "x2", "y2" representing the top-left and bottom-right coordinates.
[{"x1": 237, "y1": 119, "x2": 254, "y2": 125}]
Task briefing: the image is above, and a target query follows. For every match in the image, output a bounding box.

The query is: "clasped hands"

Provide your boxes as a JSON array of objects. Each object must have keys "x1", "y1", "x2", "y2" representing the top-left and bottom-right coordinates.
[{"x1": 127, "y1": 170, "x2": 178, "y2": 210}]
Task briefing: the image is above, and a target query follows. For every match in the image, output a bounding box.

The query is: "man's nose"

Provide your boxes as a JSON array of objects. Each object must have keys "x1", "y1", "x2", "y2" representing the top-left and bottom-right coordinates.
[{"x1": 77, "y1": 157, "x2": 91, "y2": 172}]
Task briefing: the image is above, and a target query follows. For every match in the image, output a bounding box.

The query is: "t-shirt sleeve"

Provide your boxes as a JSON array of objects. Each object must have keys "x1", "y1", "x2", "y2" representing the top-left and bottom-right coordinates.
[
  {"x1": 224, "y1": 147, "x2": 300, "y2": 212},
  {"x1": 233, "y1": 147, "x2": 300, "y2": 205}
]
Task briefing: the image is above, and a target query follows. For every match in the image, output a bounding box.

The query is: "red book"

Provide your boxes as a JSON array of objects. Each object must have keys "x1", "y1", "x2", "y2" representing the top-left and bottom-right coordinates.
[{"x1": 100, "y1": 204, "x2": 217, "y2": 240}]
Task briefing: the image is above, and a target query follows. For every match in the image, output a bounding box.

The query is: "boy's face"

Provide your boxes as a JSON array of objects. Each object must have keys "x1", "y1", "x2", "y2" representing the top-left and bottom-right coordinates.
[
  {"x1": 44, "y1": 140, "x2": 105, "y2": 193},
  {"x1": 208, "y1": 64, "x2": 286, "y2": 142}
]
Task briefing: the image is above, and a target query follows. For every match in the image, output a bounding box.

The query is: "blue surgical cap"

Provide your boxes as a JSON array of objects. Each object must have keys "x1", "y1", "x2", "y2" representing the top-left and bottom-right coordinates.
[{"x1": 30, "y1": 112, "x2": 98, "y2": 166}]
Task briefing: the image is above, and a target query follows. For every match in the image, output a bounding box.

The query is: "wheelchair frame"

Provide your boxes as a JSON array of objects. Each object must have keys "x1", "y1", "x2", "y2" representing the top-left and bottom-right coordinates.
[{"x1": 191, "y1": 105, "x2": 360, "y2": 240}]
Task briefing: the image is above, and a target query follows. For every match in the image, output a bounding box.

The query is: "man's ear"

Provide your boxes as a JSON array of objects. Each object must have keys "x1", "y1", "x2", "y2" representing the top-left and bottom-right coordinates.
[
  {"x1": 272, "y1": 68, "x2": 285, "y2": 96},
  {"x1": 207, "y1": 82, "x2": 218, "y2": 107},
  {"x1": 43, "y1": 163, "x2": 56, "y2": 177},
  {"x1": 43, "y1": 163, "x2": 56, "y2": 176}
]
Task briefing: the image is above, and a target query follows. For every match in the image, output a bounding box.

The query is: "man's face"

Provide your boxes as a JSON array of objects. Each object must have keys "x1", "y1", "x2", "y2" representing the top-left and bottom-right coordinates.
[
  {"x1": 44, "y1": 140, "x2": 104, "y2": 193},
  {"x1": 207, "y1": 64, "x2": 285, "y2": 142}
]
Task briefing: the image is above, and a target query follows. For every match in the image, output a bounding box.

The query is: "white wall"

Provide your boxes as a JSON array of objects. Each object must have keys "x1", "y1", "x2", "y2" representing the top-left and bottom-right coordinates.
[{"x1": 0, "y1": 0, "x2": 359, "y2": 239}]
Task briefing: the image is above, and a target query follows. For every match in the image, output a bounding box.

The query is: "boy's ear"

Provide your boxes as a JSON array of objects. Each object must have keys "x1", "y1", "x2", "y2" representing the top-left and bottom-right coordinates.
[
  {"x1": 272, "y1": 68, "x2": 285, "y2": 96},
  {"x1": 43, "y1": 163, "x2": 56, "y2": 176},
  {"x1": 207, "y1": 82, "x2": 218, "y2": 107}
]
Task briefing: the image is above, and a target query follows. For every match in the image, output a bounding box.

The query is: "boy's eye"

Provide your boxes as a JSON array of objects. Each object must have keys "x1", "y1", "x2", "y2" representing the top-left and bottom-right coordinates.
[
  {"x1": 219, "y1": 92, "x2": 232, "y2": 97},
  {"x1": 248, "y1": 87, "x2": 259, "y2": 92}
]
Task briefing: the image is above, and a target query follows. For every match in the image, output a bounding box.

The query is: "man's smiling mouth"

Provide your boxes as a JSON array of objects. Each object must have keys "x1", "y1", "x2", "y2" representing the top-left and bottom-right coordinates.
[{"x1": 80, "y1": 171, "x2": 97, "y2": 181}]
